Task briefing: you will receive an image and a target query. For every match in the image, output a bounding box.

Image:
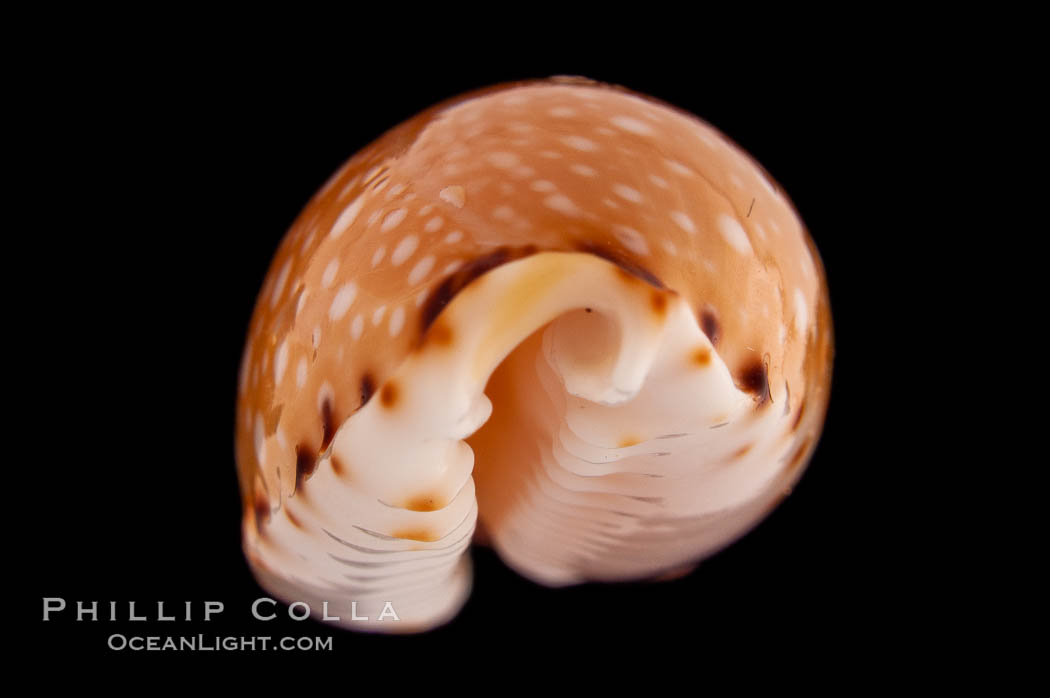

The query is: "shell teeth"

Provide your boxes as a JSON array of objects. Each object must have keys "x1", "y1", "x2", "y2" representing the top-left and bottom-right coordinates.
[
  {"x1": 246, "y1": 252, "x2": 812, "y2": 631},
  {"x1": 471, "y1": 277, "x2": 803, "y2": 586}
]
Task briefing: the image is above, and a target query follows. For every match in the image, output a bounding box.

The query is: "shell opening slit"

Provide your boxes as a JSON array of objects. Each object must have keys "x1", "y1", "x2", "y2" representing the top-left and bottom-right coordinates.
[{"x1": 245, "y1": 252, "x2": 819, "y2": 631}]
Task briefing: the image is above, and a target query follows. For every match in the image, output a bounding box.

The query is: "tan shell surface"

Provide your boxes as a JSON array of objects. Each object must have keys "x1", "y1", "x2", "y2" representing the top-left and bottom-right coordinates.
[{"x1": 235, "y1": 78, "x2": 832, "y2": 529}]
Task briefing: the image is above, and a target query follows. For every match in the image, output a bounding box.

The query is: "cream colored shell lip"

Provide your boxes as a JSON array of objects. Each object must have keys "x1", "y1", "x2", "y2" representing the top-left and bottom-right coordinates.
[{"x1": 235, "y1": 77, "x2": 833, "y2": 632}]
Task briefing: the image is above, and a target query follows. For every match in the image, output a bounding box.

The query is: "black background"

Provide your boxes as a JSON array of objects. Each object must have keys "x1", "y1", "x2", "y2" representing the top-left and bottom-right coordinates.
[{"x1": 21, "y1": 31, "x2": 932, "y2": 667}]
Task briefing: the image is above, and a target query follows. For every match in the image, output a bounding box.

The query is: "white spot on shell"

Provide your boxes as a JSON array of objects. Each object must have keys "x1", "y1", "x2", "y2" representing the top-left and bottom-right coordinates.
[
  {"x1": 649, "y1": 174, "x2": 669, "y2": 189},
  {"x1": 717, "y1": 214, "x2": 753, "y2": 255},
  {"x1": 385, "y1": 182, "x2": 407, "y2": 199},
  {"x1": 388, "y1": 306, "x2": 405, "y2": 337},
  {"x1": 444, "y1": 230, "x2": 464, "y2": 245},
  {"x1": 418, "y1": 204, "x2": 435, "y2": 217},
  {"x1": 487, "y1": 151, "x2": 520, "y2": 169},
  {"x1": 330, "y1": 197, "x2": 364, "y2": 239},
  {"x1": 539, "y1": 150, "x2": 563, "y2": 159},
  {"x1": 511, "y1": 165, "x2": 535, "y2": 179},
  {"x1": 602, "y1": 198, "x2": 620, "y2": 209},
  {"x1": 391, "y1": 235, "x2": 419, "y2": 266},
  {"x1": 381, "y1": 208, "x2": 407, "y2": 233},
  {"x1": 549, "y1": 106, "x2": 576, "y2": 117},
  {"x1": 800, "y1": 250, "x2": 816, "y2": 281},
  {"x1": 665, "y1": 159, "x2": 692, "y2": 176},
  {"x1": 351, "y1": 314, "x2": 364, "y2": 340},
  {"x1": 408, "y1": 255, "x2": 436, "y2": 285},
  {"x1": 274, "y1": 340, "x2": 289, "y2": 385},
  {"x1": 270, "y1": 261, "x2": 292, "y2": 307},
  {"x1": 562, "y1": 135, "x2": 598, "y2": 151},
  {"x1": 372, "y1": 306, "x2": 386, "y2": 326},
  {"x1": 670, "y1": 211, "x2": 697, "y2": 234},
  {"x1": 612, "y1": 225, "x2": 650, "y2": 255},
  {"x1": 696, "y1": 128, "x2": 719, "y2": 148},
  {"x1": 321, "y1": 259, "x2": 339, "y2": 288},
  {"x1": 311, "y1": 326, "x2": 322, "y2": 349},
  {"x1": 661, "y1": 239, "x2": 678, "y2": 255},
  {"x1": 492, "y1": 206, "x2": 515, "y2": 221},
  {"x1": 570, "y1": 163, "x2": 597, "y2": 177},
  {"x1": 424, "y1": 216, "x2": 444, "y2": 233},
  {"x1": 612, "y1": 184, "x2": 643, "y2": 203},
  {"x1": 371, "y1": 245, "x2": 386, "y2": 268},
  {"x1": 544, "y1": 194, "x2": 582, "y2": 217},
  {"x1": 610, "y1": 115, "x2": 654, "y2": 135},
  {"x1": 442, "y1": 260, "x2": 463, "y2": 275},
  {"x1": 328, "y1": 282, "x2": 358, "y2": 321},
  {"x1": 317, "y1": 382, "x2": 333, "y2": 413},
  {"x1": 794, "y1": 288, "x2": 808, "y2": 335},
  {"x1": 253, "y1": 414, "x2": 265, "y2": 462},
  {"x1": 531, "y1": 180, "x2": 556, "y2": 192},
  {"x1": 439, "y1": 186, "x2": 465, "y2": 208}
]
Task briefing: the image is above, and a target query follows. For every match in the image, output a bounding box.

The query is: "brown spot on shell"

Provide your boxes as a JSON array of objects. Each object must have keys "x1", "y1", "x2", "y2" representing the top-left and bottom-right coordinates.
[
  {"x1": 792, "y1": 397, "x2": 808, "y2": 432},
  {"x1": 420, "y1": 245, "x2": 539, "y2": 332},
  {"x1": 650, "y1": 290, "x2": 668, "y2": 316},
  {"x1": 380, "y1": 381, "x2": 399, "y2": 408},
  {"x1": 576, "y1": 241, "x2": 665, "y2": 288},
  {"x1": 405, "y1": 494, "x2": 445, "y2": 512},
  {"x1": 737, "y1": 358, "x2": 771, "y2": 406},
  {"x1": 421, "y1": 320, "x2": 454, "y2": 348},
  {"x1": 392, "y1": 528, "x2": 438, "y2": 542},
  {"x1": 700, "y1": 308, "x2": 720, "y2": 346},
  {"x1": 618, "y1": 436, "x2": 641, "y2": 448},
  {"x1": 294, "y1": 445, "x2": 317, "y2": 493},
  {"x1": 360, "y1": 373, "x2": 376, "y2": 408},
  {"x1": 253, "y1": 492, "x2": 270, "y2": 527},
  {"x1": 330, "y1": 455, "x2": 348, "y2": 479},
  {"x1": 732, "y1": 444, "x2": 753, "y2": 460},
  {"x1": 785, "y1": 437, "x2": 813, "y2": 475},
  {"x1": 692, "y1": 347, "x2": 711, "y2": 366},
  {"x1": 285, "y1": 509, "x2": 304, "y2": 529},
  {"x1": 320, "y1": 398, "x2": 335, "y2": 451}
]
